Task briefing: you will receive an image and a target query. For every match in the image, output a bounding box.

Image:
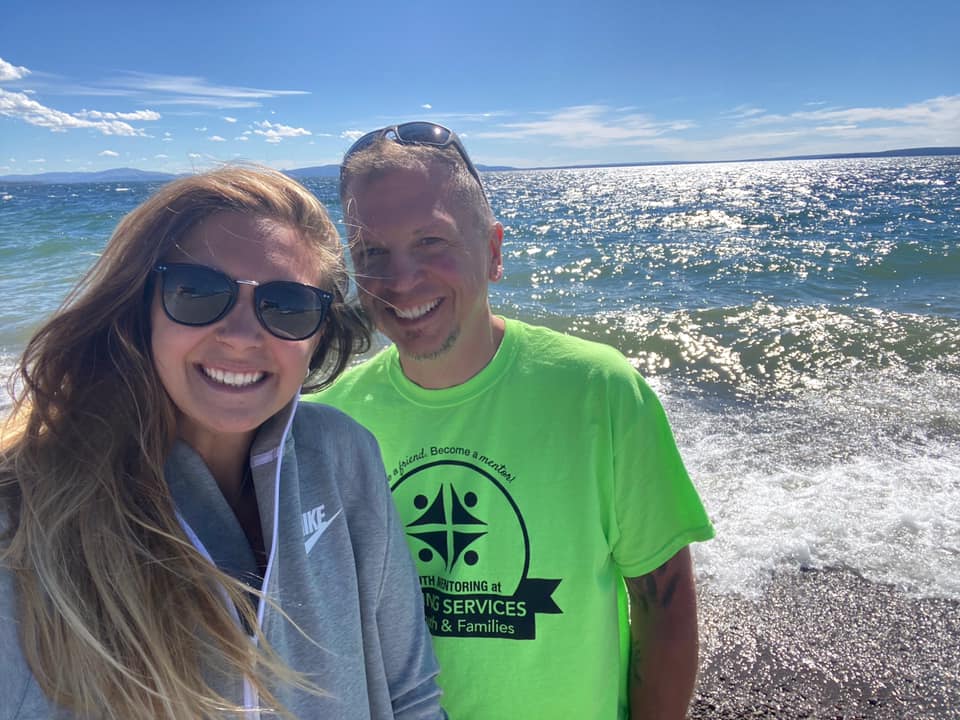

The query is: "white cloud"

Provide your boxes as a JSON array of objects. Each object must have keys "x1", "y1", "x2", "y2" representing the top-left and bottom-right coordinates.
[
  {"x1": 0, "y1": 57, "x2": 30, "y2": 82},
  {"x1": 422, "y1": 103, "x2": 433, "y2": 110},
  {"x1": 723, "y1": 105, "x2": 766, "y2": 119},
  {"x1": 104, "y1": 73, "x2": 310, "y2": 109},
  {"x1": 0, "y1": 89, "x2": 146, "y2": 136},
  {"x1": 155, "y1": 154, "x2": 168, "y2": 159},
  {"x1": 741, "y1": 96, "x2": 960, "y2": 129},
  {"x1": 475, "y1": 105, "x2": 695, "y2": 148},
  {"x1": 194, "y1": 126, "x2": 208, "y2": 132},
  {"x1": 99, "y1": 150, "x2": 119, "y2": 157},
  {"x1": 6, "y1": 68, "x2": 304, "y2": 113},
  {"x1": 188, "y1": 153, "x2": 202, "y2": 159},
  {"x1": 341, "y1": 129, "x2": 365, "y2": 141},
  {"x1": 31, "y1": 158, "x2": 46, "y2": 163},
  {"x1": 253, "y1": 120, "x2": 311, "y2": 143},
  {"x1": 74, "y1": 109, "x2": 161, "y2": 121},
  {"x1": 223, "y1": 116, "x2": 238, "y2": 123},
  {"x1": 208, "y1": 135, "x2": 226, "y2": 142},
  {"x1": 235, "y1": 136, "x2": 249, "y2": 142},
  {"x1": 629, "y1": 99, "x2": 960, "y2": 161},
  {"x1": 468, "y1": 96, "x2": 960, "y2": 162},
  {"x1": 707, "y1": 95, "x2": 960, "y2": 156}
]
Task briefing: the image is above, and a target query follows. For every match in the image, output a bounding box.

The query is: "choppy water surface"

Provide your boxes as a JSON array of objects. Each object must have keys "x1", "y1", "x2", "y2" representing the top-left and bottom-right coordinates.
[{"x1": 2, "y1": 156, "x2": 958, "y2": 600}]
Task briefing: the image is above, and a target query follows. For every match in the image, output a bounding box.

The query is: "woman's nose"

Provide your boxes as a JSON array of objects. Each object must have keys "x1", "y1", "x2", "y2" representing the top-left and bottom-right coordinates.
[{"x1": 215, "y1": 286, "x2": 264, "y2": 347}]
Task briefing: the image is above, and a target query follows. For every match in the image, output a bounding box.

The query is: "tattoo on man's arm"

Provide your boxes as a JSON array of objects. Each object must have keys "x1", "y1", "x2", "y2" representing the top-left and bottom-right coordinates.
[
  {"x1": 626, "y1": 561, "x2": 685, "y2": 690},
  {"x1": 629, "y1": 565, "x2": 680, "y2": 615}
]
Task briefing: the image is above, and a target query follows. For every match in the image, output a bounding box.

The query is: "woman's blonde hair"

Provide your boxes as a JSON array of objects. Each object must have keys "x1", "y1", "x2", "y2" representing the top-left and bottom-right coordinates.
[{"x1": 0, "y1": 166, "x2": 369, "y2": 718}]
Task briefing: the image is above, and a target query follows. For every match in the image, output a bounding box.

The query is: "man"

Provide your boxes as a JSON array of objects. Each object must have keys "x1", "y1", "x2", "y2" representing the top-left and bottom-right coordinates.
[{"x1": 313, "y1": 122, "x2": 714, "y2": 719}]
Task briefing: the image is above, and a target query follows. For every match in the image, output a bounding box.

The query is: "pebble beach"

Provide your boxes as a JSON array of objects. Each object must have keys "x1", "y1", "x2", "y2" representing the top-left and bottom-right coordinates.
[{"x1": 691, "y1": 569, "x2": 960, "y2": 719}]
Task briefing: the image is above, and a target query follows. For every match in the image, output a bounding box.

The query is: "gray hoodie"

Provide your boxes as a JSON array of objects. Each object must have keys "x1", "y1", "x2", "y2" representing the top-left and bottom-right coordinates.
[{"x1": 0, "y1": 399, "x2": 445, "y2": 719}]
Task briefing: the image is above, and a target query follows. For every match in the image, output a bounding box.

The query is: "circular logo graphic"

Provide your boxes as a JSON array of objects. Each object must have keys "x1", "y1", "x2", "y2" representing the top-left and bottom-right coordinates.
[{"x1": 393, "y1": 459, "x2": 529, "y2": 594}]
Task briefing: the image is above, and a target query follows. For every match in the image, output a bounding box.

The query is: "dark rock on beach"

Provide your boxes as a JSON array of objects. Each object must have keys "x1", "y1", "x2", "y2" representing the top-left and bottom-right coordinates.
[{"x1": 691, "y1": 568, "x2": 960, "y2": 719}]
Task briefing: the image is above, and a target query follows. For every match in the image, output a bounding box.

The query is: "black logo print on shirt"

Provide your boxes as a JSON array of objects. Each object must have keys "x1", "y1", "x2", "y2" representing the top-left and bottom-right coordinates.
[{"x1": 392, "y1": 459, "x2": 562, "y2": 640}]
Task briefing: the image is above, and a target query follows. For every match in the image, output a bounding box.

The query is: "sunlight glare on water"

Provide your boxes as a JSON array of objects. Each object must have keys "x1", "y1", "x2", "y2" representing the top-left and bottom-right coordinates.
[{"x1": 3, "y1": 157, "x2": 959, "y2": 598}]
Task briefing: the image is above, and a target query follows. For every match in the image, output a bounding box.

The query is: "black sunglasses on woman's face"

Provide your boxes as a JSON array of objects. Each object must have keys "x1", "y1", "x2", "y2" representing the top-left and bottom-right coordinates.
[{"x1": 153, "y1": 263, "x2": 332, "y2": 341}]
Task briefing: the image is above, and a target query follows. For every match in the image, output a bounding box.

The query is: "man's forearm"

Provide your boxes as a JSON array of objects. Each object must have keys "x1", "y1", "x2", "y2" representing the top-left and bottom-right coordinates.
[{"x1": 625, "y1": 547, "x2": 699, "y2": 720}]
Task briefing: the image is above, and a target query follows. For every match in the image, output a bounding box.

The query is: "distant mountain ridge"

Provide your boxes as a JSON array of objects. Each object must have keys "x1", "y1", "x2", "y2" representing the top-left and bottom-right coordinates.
[
  {"x1": 0, "y1": 163, "x2": 515, "y2": 184},
  {"x1": 767, "y1": 146, "x2": 960, "y2": 161},
  {"x1": 0, "y1": 167, "x2": 180, "y2": 184},
  {"x1": 284, "y1": 165, "x2": 340, "y2": 179},
  {"x1": 2, "y1": 148, "x2": 958, "y2": 184}
]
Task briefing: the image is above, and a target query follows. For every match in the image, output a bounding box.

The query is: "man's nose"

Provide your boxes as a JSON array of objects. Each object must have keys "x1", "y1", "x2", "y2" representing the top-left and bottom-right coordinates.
[{"x1": 382, "y1": 253, "x2": 423, "y2": 292}]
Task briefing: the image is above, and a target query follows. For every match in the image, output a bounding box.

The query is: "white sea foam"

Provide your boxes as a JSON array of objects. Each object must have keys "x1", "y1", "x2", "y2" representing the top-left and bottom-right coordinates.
[
  {"x1": 691, "y1": 450, "x2": 960, "y2": 599},
  {"x1": 665, "y1": 368, "x2": 960, "y2": 601}
]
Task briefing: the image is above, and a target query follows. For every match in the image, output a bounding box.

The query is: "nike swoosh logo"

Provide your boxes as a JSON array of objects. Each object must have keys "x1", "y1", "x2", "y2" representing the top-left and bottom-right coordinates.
[{"x1": 304, "y1": 509, "x2": 342, "y2": 554}]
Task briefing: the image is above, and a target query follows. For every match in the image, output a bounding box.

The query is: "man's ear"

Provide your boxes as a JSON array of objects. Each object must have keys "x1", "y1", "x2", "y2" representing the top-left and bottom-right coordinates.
[{"x1": 488, "y1": 222, "x2": 504, "y2": 282}]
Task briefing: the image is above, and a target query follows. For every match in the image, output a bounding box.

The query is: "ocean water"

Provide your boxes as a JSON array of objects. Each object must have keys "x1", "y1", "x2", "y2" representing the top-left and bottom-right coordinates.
[{"x1": 2, "y1": 156, "x2": 958, "y2": 601}]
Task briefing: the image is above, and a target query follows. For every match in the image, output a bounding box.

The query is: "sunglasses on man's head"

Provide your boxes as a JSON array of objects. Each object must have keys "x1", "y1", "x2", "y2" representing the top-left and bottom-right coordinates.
[
  {"x1": 153, "y1": 263, "x2": 332, "y2": 341},
  {"x1": 342, "y1": 121, "x2": 485, "y2": 191}
]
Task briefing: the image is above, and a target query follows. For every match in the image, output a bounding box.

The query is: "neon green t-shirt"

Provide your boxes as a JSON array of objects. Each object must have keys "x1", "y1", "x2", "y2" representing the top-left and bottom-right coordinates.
[{"x1": 312, "y1": 319, "x2": 714, "y2": 720}]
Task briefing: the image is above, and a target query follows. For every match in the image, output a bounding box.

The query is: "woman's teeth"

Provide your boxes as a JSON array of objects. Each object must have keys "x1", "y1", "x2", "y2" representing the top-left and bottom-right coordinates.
[{"x1": 202, "y1": 367, "x2": 265, "y2": 387}]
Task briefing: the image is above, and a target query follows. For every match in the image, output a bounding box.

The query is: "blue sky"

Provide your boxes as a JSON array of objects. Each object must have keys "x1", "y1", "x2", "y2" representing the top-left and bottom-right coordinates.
[{"x1": 2, "y1": 0, "x2": 959, "y2": 175}]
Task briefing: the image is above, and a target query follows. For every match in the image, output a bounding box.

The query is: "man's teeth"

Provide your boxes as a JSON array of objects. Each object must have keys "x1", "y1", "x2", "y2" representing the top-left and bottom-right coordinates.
[
  {"x1": 202, "y1": 367, "x2": 265, "y2": 387},
  {"x1": 393, "y1": 299, "x2": 440, "y2": 320}
]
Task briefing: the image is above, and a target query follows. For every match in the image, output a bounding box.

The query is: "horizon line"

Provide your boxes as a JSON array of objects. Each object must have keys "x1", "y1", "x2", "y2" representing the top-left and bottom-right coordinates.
[{"x1": 2, "y1": 145, "x2": 959, "y2": 182}]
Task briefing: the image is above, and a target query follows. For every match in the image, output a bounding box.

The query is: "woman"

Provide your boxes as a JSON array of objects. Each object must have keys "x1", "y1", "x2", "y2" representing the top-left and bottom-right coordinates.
[{"x1": 0, "y1": 167, "x2": 444, "y2": 719}]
